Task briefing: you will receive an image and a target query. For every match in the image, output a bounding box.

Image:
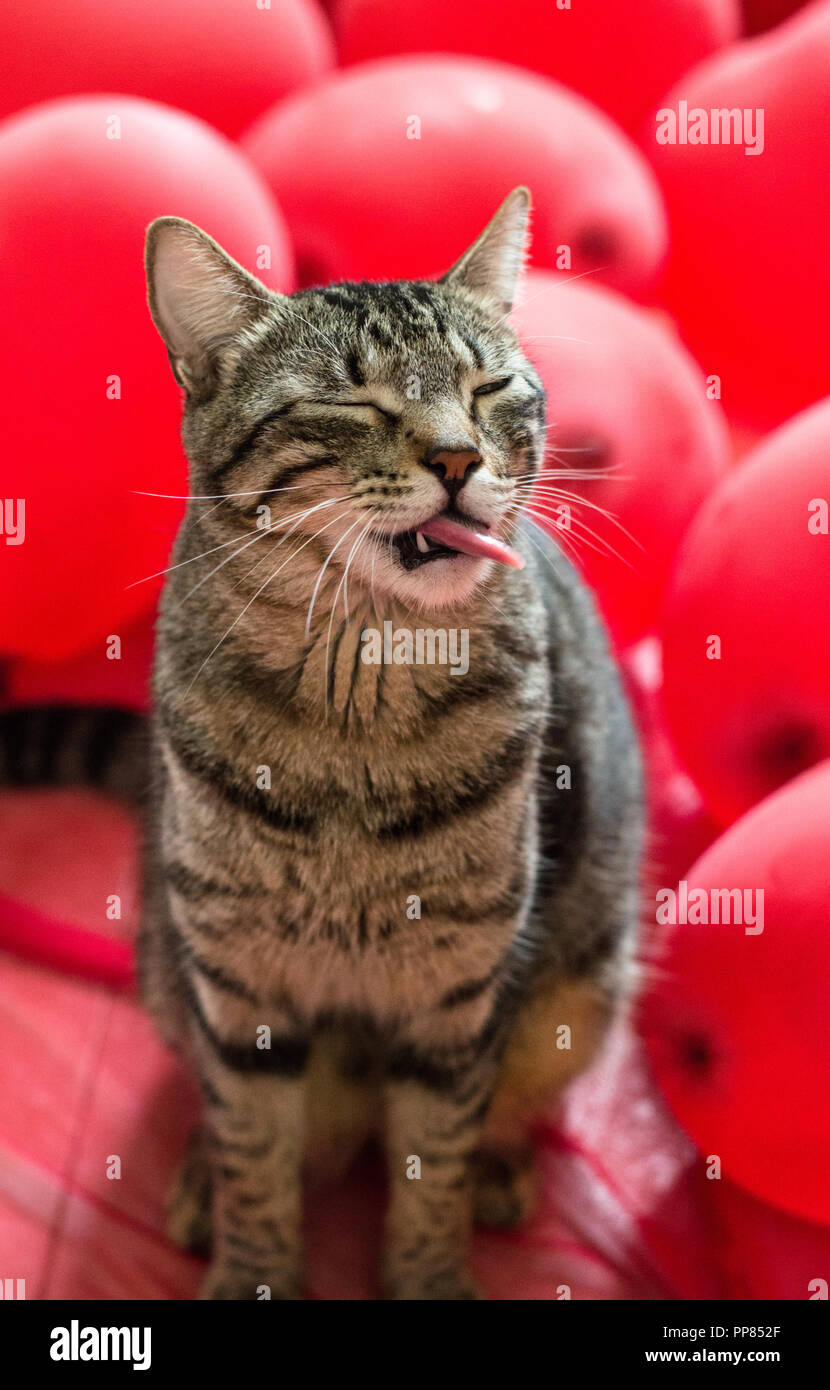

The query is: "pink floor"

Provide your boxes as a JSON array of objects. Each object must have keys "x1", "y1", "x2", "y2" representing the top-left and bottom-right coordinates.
[{"x1": 0, "y1": 786, "x2": 822, "y2": 1300}]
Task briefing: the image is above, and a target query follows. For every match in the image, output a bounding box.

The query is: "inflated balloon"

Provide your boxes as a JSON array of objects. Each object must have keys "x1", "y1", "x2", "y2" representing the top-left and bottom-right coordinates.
[
  {"x1": 6, "y1": 612, "x2": 155, "y2": 714},
  {"x1": 0, "y1": 0, "x2": 333, "y2": 138},
  {"x1": 335, "y1": 0, "x2": 740, "y2": 136},
  {"x1": 661, "y1": 397, "x2": 830, "y2": 826},
  {"x1": 742, "y1": 0, "x2": 809, "y2": 33},
  {"x1": 512, "y1": 273, "x2": 730, "y2": 646},
  {"x1": 241, "y1": 56, "x2": 668, "y2": 295},
  {"x1": 623, "y1": 639, "x2": 719, "y2": 893},
  {"x1": 651, "y1": 2, "x2": 830, "y2": 428},
  {"x1": 640, "y1": 760, "x2": 830, "y2": 1227},
  {"x1": 705, "y1": 1179, "x2": 830, "y2": 1299},
  {"x1": 0, "y1": 96, "x2": 293, "y2": 661}
]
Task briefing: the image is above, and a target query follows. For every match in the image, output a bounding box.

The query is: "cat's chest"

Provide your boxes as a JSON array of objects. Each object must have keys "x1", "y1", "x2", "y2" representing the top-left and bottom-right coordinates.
[
  {"x1": 164, "y1": 733, "x2": 537, "y2": 1023},
  {"x1": 197, "y1": 852, "x2": 523, "y2": 1027},
  {"x1": 160, "y1": 610, "x2": 543, "y2": 1020}
]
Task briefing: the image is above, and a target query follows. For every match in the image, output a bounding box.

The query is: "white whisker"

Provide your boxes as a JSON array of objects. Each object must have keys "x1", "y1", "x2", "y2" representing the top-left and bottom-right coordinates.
[
  {"x1": 133, "y1": 480, "x2": 334, "y2": 501},
  {"x1": 506, "y1": 500, "x2": 637, "y2": 572},
  {"x1": 493, "y1": 263, "x2": 609, "y2": 329},
  {"x1": 514, "y1": 483, "x2": 644, "y2": 553},
  {"x1": 184, "y1": 509, "x2": 354, "y2": 695},
  {"x1": 184, "y1": 496, "x2": 346, "y2": 603},
  {"x1": 305, "y1": 516, "x2": 363, "y2": 637},
  {"x1": 323, "y1": 519, "x2": 374, "y2": 715}
]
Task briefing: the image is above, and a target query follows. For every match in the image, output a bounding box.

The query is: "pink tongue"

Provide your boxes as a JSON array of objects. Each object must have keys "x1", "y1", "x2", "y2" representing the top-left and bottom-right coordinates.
[{"x1": 419, "y1": 517, "x2": 525, "y2": 569}]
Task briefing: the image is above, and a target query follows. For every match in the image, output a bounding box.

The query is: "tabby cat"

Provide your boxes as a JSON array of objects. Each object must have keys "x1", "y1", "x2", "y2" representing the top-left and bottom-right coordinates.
[{"x1": 2, "y1": 189, "x2": 643, "y2": 1300}]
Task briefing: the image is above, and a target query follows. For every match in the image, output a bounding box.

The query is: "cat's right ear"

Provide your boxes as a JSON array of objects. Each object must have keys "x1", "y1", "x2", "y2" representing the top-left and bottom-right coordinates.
[
  {"x1": 145, "y1": 217, "x2": 277, "y2": 402},
  {"x1": 440, "y1": 187, "x2": 531, "y2": 315}
]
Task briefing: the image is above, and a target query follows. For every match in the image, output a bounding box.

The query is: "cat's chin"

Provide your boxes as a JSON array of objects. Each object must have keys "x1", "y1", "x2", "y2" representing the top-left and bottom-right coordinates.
[{"x1": 385, "y1": 552, "x2": 493, "y2": 612}]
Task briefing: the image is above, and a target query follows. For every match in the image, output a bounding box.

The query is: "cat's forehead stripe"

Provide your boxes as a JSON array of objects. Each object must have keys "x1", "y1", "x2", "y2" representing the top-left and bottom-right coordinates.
[{"x1": 231, "y1": 275, "x2": 526, "y2": 421}]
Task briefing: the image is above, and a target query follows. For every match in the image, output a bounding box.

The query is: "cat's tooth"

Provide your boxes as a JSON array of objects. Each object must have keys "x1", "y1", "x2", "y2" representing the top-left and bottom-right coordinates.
[{"x1": 415, "y1": 530, "x2": 431, "y2": 554}]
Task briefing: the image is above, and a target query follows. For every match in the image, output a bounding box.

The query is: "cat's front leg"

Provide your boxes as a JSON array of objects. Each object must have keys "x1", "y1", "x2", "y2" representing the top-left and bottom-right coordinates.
[
  {"x1": 186, "y1": 988, "x2": 308, "y2": 1301},
  {"x1": 381, "y1": 1033, "x2": 501, "y2": 1300}
]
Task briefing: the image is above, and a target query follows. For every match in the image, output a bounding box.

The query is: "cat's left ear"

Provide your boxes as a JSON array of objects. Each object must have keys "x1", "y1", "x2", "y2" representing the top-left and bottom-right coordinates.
[
  {"x1": 440, "y1": 187, "x2": 531, "y2": 314},
  {"x1": 145, "y1": 217, "x2": 280, "y2": 401}
]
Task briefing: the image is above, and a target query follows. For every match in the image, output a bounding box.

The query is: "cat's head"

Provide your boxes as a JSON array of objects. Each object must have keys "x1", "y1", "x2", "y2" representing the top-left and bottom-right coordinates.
[{"x1": 145, "y1": 189, "x2": 545, "y2": 613}]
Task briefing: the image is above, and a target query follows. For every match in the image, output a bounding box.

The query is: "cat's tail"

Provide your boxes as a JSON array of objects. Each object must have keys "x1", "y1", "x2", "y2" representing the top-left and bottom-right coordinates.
[{"x1": 0, "y1": 703, "x2": 148, "y2": 807}]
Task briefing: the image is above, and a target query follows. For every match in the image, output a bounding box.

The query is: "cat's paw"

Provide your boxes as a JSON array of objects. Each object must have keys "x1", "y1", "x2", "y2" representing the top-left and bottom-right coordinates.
[
  {"x1": 471, "y1": 1146, "x2": 536, "y2": 1230},
  {"x1": 198, "y1": 1264, "x2": 301, "y2": 1301}
]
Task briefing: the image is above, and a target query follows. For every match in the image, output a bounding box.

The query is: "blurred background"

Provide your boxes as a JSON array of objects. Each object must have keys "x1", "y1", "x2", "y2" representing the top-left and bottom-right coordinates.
[{"x1": 0, "y1": 0, "x2": 828, "y2": 1300}]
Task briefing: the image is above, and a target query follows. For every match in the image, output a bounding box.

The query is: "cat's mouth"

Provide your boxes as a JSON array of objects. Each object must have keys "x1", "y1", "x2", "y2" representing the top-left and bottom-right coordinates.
[{"x1": 384, "y1": 512, "x2": 525, "y2": 572}]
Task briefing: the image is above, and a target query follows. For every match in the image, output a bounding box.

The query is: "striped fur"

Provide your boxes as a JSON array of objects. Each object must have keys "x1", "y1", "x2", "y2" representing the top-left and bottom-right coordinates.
[{"x1": 137, "y1": 190, "x2": 642, "y2": 1299}]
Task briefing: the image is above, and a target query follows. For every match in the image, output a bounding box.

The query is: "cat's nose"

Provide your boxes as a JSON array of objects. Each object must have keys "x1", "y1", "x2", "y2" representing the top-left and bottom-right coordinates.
[{"x1": 420, "y1": 443, "x2": 483, "y2": 502}]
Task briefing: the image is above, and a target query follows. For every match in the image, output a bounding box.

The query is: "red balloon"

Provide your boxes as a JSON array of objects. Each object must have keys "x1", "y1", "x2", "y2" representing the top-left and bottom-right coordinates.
[
  {"x1": 661, "y1": 397, "x2": 830, "y2": 826},
  {"x1": 704, "y1": 1179, "x2": 830, "y2": 1299},
  {"x1": 334, "y1": 0, "x2": 739, "y2": 137},
  {"x1": 742, "y1": 0, "x2": 809, "y2": 33},
  {"x1": 512, "y1": 273, "x2": 730, "y2": 645},
  {"x1": 241, "y1": 56, "x2": 668, "y2": 296},
  {"x1": 6, "y1": 611, "x2": 155, "y2": 715},
  {"x1": 651, "y1": 1, "x2": 830, "y2": 429},
  {"x1": 623, "y1": 639, "x2": 720, "y2": 892},
  {"x1": 640, "y1": 760, "x2": 830, "y2": 1227},
  {"x1": 0, "y1": 0, "x2": 333, "y2": 138},
  {"x1": 0, "y1": 96, "x2": 293, "y2": 661}
]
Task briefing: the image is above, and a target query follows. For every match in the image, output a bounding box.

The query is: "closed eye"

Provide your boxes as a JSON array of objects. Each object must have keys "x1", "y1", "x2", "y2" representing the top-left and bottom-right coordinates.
[
  {"x1": 313, "y1": 398, "x2": 399, "y2": 423},
  {"x1": 472, "y1": 376, "x2": 514, "y2": 398}
]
